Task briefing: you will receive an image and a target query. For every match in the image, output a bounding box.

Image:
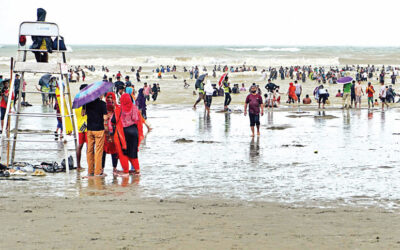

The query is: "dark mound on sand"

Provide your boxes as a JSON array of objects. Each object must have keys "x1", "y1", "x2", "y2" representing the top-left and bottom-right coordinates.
[{"x1": 174, "y1": 138, "x2": 194, "y2": 143}]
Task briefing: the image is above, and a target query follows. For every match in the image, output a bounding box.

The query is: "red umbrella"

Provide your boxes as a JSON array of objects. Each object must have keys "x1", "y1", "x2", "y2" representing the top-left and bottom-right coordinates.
[{"x1": 218, "y1": 73, "x2": 228, "y2": 87}]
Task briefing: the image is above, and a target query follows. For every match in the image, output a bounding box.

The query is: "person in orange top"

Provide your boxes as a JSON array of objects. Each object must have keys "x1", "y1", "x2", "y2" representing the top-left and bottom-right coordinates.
[
  {"x1": 366, "y1": 82, "x2": 375, "y2": 109},
  {"x1": 111, "y1": 93, "x2": 144, "y2": 176},
  {"x1": 287, "y1": 82, "x2": 298, "y2": 104}
]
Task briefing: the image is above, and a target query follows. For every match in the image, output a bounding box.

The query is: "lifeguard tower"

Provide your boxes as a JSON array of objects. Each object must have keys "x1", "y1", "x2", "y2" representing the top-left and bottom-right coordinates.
[{"x1": 1, "y1": 21, "x2": 78, "y2": 172}]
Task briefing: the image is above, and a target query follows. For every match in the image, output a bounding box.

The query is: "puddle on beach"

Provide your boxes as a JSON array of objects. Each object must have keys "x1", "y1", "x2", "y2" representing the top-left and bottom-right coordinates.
[{"x1": 0, "y1": 105, "x2": 400, "y2": 209}]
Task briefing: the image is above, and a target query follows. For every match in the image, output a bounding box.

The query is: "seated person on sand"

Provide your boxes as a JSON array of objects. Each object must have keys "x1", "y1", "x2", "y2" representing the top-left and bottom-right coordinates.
[
  {"x1": 374, "y1": 99, "x2": 379, "y2": 106},
  {"x1": 303, "y1": 94, "x2": 312, "y2": 104},
  {"x1": 336, "y1": 89, "x2": 343, "y2": 97}
]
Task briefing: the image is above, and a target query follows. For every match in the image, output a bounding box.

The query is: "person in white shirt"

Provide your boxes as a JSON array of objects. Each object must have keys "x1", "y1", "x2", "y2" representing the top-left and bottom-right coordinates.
[
  {"x1": 318, "y1": 85, "x2": 329, "y2": 109},
  {"x1": 379, "y1": 82, "x2": 389, "y2": 110},
  {"x1": 204, "y1": 80, "x2": 214, "y2": 115},
  {"x1": 294, "y1": 80, "x2": 302, "y2": 103}
]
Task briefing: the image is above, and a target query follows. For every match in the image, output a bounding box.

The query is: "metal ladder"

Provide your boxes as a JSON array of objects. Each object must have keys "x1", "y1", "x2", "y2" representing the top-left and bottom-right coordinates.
[{"x1": 0, "y1": 21, "x2": 78, "y2": 173}]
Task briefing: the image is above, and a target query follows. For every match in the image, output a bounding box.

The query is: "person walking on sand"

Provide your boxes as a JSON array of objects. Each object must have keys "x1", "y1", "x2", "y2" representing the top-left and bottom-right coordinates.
[
  {"x1": 82, "y1": 95, "x2": 108, "y2": 178},
  {"x1": 244, "y1": 85, "x2": 264, "y2": 137},
  {"x1": 366, "y1": 82, "x2": 375, "y2": 109},
  {"x1": 354, "y1": 80, "x2": 364, "y2": 108},
  {"x1": 379, "y1": 82, "x2": 389, "y2": 111}
]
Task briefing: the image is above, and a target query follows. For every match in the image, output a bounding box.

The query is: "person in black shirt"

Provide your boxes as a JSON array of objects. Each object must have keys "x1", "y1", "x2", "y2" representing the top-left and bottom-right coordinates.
[
  {"x1": 152, "y1": 83, "x2": 158, "y2": 101},
  {"x1": 265, "y1": 79, "x2": 278, "y2": 108},
  {"x1": 114, "y1": 76, "x2": 125, "y2": 92},
  {"x1": 82, "y1": 97, "x2": 108, "y2": 177}
]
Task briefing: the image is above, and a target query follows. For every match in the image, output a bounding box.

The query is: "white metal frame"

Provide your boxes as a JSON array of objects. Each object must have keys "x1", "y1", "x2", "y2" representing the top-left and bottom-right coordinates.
[{"x1": 0, "y1": 21, "x2": 77, "y2": 173}]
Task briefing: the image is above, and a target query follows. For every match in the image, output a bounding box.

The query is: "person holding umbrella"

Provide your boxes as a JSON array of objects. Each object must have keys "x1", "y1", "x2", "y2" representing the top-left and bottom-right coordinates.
[
  {"x1": 193, "y1": 73, "x2": 207, "y2": 109},
  {"x1": 74, "y1": 81, "x2": 113, "y2": 177}
]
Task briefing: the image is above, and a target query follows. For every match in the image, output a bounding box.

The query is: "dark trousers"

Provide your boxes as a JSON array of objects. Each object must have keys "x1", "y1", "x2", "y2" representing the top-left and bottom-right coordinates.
[
  {"x1": 102, "y1": 152, "x2": 119, "y2": 169},
  {"x1": 224, "y1": 93, "x2": 231, "y2": 106}
]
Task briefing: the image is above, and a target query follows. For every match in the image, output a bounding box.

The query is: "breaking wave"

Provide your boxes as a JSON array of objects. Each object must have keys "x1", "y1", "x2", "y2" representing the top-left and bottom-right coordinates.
[
  {"x1": 67, "y1": 56, "x2": 339, "y2": 67},
  {"x1": 226, "y1": 47, "x2": 301, "y2": 52}
]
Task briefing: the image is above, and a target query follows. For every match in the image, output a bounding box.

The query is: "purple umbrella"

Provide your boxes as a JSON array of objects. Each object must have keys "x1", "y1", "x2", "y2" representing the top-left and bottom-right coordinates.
[
  {"x1": 72, "y1": 81, "x2": 113, "y2": 108},
  {"x1": 337, "y1": 76, "x2": 353, "y2": 84}
]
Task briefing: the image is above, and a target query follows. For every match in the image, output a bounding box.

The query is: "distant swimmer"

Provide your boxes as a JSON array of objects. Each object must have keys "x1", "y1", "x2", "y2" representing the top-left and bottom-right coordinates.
[{"x1": 184, "y1": 80, "x2": 190, "y2": 89}]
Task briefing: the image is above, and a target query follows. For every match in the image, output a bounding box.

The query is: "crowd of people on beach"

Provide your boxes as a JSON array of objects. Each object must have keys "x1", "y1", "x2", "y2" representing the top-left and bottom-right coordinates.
[{"x1": 75, "y1": 74, "x2": 154, "y2": 178}]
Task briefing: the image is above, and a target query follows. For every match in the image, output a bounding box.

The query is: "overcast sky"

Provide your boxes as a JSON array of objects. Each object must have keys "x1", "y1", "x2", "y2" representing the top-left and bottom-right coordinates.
[{"x1": 0, "y1": 0, "x2": 399, "y2": 46}]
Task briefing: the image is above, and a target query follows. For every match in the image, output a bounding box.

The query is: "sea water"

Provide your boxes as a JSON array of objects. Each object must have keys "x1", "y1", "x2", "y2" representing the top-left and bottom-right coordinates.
[{"x1": 3, "y1": 45, "x2": 400, "y2": 69}]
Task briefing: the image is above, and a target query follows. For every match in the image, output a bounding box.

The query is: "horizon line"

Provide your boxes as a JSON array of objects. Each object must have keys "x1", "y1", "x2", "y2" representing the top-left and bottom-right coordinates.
[{"x1": 1, "y1": 43, "x2": 400, "y2": 48}]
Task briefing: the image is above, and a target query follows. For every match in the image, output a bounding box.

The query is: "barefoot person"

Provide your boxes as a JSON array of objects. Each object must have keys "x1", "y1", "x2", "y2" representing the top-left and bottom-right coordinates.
[
  {"x1": 75, "y1": 84, "x2": 88, "y2": 170},
  {"x1": 204, "y1": 80, "x2": 214, "y2": 115},
  {"x1": 244, "y1": 85, "x2": 264, "y2": 137},
  {"x1": 111, "y1": 93, "x2": 143, "y2": 176},
  {"x1": 379, "y1": 82, "x2": 389, "y2": 111},
  {"x1": 103, "y1": 92, "x2": 119, "y2": 174}
]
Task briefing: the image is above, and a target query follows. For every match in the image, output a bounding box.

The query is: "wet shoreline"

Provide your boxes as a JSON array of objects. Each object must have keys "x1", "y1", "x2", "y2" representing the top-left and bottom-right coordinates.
[{"x1": 1, "y1": 105, "x2": 399, "y2": 210}]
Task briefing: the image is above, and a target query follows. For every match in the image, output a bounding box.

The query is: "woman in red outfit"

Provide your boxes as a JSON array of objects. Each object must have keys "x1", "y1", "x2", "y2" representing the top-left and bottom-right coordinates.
[
  {"x1": 287, "y1": 82, "x2": 297, "y2": 104},
  {"x1": 102, "y1": 92, "x2": 119, "y2": 174},
  {"x1": 112, "y1": 93, "x2": 143, "y2": 176}
]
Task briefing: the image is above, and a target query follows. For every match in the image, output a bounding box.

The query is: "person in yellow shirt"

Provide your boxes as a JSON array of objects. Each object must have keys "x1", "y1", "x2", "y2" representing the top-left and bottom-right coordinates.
[{"x1": 74, "y1": 84, "x2": 88, "y2": 170}]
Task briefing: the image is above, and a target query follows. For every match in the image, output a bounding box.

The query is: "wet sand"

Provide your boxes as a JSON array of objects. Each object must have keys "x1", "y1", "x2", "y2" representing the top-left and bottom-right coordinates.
[{"x1": 1, "y1": 193, "x2": 399, "y2": 249}]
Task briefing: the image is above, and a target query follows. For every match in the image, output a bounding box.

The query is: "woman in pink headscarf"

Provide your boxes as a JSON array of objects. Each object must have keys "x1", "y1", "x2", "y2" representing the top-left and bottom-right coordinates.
[{"x1": 111, "y1": 93, "x2": 142, "y2": 176}]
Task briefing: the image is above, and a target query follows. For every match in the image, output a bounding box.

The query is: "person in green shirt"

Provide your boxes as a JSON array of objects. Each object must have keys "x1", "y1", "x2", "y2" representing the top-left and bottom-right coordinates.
[
  {"x1": 222, "y1": 76, "x2": 232, "y2": 111},
  {"x1": 342, "y1": 81, "x2": 352, "y2": 108}
]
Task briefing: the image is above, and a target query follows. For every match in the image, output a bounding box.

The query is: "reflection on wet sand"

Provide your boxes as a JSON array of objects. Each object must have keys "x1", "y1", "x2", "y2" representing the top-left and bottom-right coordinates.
[
  {"x1": 1, "y1": 105, "x2": 400, "y2": 209},
  {"x1": 249, "y1": 137, "x2": 260, "y2": 164}
]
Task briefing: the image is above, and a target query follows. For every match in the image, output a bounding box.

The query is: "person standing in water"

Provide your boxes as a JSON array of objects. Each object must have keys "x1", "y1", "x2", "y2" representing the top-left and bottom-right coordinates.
[
  {"x1": 379, "y1": 82, "x2": 389, "y2": 110},
  {"x1": 222, "y1": 75, "x2": 232, "y2": 111},
  {"x1": 193, "y1": 76, "x2": 206, "y2": 109},
  {"x1": 244, "y1": 85, "x2": 264, "y2": 137},
  {"x1": 366, "y1": 82, "x2": 375, "y2": 109},
  {"x1": 354, "y1": 80, "x2": 364, "y2": 108},
  {"x1": 342, "y1": 81, "x2": 352, "y2": 109},
  {"x1": 75, "y1": 84, "x2": 88, "y2": 170},
  {"x1": 204, "y1": 80, "x2": 214, "y2": 115}
]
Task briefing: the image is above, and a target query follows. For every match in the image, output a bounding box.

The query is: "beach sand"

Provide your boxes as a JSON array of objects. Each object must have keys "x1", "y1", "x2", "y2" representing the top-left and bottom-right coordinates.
[{"x1": 1, "y1": 190, "x2": 399, "y2": 249}]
